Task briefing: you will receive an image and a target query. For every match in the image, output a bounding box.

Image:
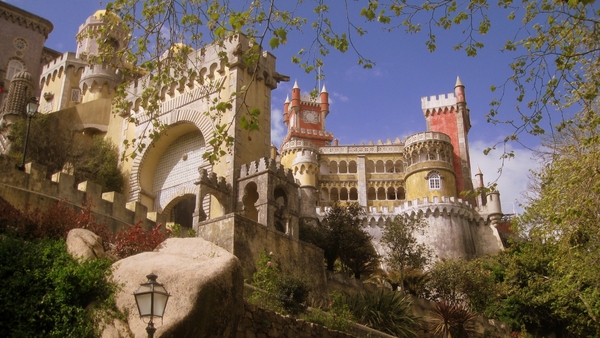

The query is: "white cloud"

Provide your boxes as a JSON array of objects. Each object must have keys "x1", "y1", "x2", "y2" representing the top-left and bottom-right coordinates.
[
  {"x1": 331, "y1": 92, "x2": 349, "y2": 103},
  {"x1": 271, "y1": 107, "x2": 286, "y2": 147},
  {"x1": 469, "y1": 140, "x2": 537, "y2": 215}
]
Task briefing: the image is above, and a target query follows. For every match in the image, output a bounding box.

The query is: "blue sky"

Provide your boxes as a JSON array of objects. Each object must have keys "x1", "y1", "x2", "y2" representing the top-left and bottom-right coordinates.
[{"x1": 4, "y1": 0, "x2": 539, "y2": 214}]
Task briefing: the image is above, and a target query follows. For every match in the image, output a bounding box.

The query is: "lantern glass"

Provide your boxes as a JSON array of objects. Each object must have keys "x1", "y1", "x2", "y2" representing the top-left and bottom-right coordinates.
[
  {"x1": 26, "y1": 98, "x2": 38, "y2": 116},
  {"x1": 133, "y1": 274, "x2": 170, "y2": 320}
]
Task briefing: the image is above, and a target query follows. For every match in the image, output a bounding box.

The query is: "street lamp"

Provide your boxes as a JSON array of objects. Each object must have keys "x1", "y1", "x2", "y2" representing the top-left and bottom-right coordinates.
[
  {"x1": 17, "y1": 97, "x2": 39, "y2": 171},
  {"x1": 133, "y1": 273, "x2": 170, "y2": 338}
]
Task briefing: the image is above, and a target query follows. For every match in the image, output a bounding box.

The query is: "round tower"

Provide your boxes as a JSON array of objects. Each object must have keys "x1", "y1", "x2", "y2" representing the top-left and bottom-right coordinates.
[
  {"x1": 76, "y1": 10, "x2": 126, "y2": 103},
  {"x1": 485, "y1": 190, "x2": 503, "y2": 225},
  {"x1": 403, "y1": 131, "x2": 457, "y2": 201},
  {"x1": 280, "y1": 140, "x2": 320, "y2": 218}
]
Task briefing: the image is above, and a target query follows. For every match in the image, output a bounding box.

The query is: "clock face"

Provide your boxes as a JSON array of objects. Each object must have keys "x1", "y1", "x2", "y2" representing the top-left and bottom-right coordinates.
[{"x1": 302, "y1": 110, "x2": 319, "y2": 124}]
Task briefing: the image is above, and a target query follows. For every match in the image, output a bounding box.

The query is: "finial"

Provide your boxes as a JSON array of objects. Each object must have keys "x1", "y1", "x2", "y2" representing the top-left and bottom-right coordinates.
[
  {"x1": 321, "y1": 84, "x2": 327, "y2": 93},
  {"x1": 284, "y1": 95, "x2": 290, "y2": 103},
  {"x1": 293, "y1": 80, "x2": 299, "y2": 89},
  {"x1": 476, "y1": 166, "x2": 483, "y2": 175},
  {"x1": 455, "y1": 76, "x2": 464, "y2": 87}
]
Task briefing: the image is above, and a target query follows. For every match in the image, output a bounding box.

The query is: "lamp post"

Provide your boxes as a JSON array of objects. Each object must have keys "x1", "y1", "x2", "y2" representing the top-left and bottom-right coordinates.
[
  {"x1": 17, "y1": 97, "x2": 39, "y2": 171},
  {"x1": 133, "y1": 273, "x2": 170, "y2": 338}
]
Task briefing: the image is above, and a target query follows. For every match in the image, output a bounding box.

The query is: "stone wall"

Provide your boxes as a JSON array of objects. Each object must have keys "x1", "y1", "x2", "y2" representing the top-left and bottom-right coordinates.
[
  {"x1": 197, "y1": 213, "x2": 328, "y2": 300},
  {"x1": 0, "y1": 156, "x2": 165, "y2": 231},
  {"x1": 237, "y1": 301, "x2": 356, "y2": 338}
]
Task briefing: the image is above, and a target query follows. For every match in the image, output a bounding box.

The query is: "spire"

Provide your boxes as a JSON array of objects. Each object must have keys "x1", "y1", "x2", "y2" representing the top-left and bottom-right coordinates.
[
  {"x1": 476, "y1": 166, "x2": 482, "y2": 175},
  {"x1": 284, "y1": 95, "x2": 290, "y2": 103},
  {"x1": 321, "y1": 84, "x2": 327, "y2": 93},
  {"x1": 455, "y1": 76, "x2": 464, "y2": 88},
  {"x1": 293, "y1": 80, "x2": 299, "y2": 89}
]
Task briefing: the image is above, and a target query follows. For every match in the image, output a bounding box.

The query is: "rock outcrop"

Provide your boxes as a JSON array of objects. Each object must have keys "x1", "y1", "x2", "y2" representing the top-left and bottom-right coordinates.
[
  {"x1": 66, "y1": 228, "x2": 105, "y2": 261},
  {"x1": 109, "y1": 237, "x2": 244, "y2": 338}
]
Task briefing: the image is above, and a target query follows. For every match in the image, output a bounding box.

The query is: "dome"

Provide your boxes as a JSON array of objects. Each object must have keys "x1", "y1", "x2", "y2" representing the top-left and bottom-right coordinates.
[{"x1": 12, "y1": 71, "x2": 33, "y2": 81}]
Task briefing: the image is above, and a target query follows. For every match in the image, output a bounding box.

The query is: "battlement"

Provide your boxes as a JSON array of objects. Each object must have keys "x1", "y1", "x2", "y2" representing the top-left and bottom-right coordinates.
[
  {"x1": 239, "y1": 157, "x2": 295, "y2": 183},
  {"x1": 123, "y1": 34, "x2": 281, "y2": 119},
  {"x1": 41, "y1": 52, "x2": 84, "y2": 75},
  {"x1": 286, "y1": 127, "x2": 333, "y2": 139},
  {"x1": 316, "y1": 196, "x2": 485, "y2": 226},
  {"x1": 0, "y1": 157, "x2": 164, "y2": 232},
  {"x1": 281, "y1": 139, "x2": 320, "y2": 155},
  {"x1": 421, "y1": 92, "x2": 457, "y2": 111},
  {"x1": 404, "y1": 131, "x2": 452, "y2": 147}
]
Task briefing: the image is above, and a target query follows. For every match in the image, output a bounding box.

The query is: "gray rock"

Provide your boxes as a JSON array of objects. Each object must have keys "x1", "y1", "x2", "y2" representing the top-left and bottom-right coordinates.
[
  {"x1": 66, "y1": 228, "x2": 105, "y2": 262},
  {"x1": 111, "y1": 237, "x2": 244, "y2": 338}
]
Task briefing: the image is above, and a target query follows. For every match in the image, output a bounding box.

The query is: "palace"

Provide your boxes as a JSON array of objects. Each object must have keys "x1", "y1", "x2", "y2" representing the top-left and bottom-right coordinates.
[{"x1": 0, "y1": 6, "x2": 504, "y2": 280}]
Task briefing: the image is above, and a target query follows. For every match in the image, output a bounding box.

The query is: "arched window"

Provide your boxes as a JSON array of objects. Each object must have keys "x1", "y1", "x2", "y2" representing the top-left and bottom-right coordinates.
[
  {"x1": 329, "y1": 161, "x2": 338, "y2": 174},
  {"x1": 348, "y1": 161, "x2": 357, "y2": 173},
  {"x1": 426, "y1": 170, "x2": 442, "y2": 190},
  {"x1": 367, "y1": 187, "x2": 376, "y2": 200},
  {"x1": 394, "y1": 160, "x2": 404, "y2": 172},
  {"x1": 397, "y1": 187, "x2": 406, "y2": 200},
  {"x1": 330, "y1": 188, "x2": 339, "y2": 201},
  {"x1": 377, "y1": 187, "x2": 386, "y2": 200},
  {"x1": 5, "y1": 59, "x2": 24, "y2": 81},
  {"x1": 375, "y1": 160, "x2": 384, "y2": 173},
  {"x1": 339, "y1": 161, "x2": 348, "y2": 173},
  {"x1": 349, "y1": 188, "x2": 358, "y2": 200},
  {"x1": 385, "y1": 160, "x2": 394, "y2": 173},
  {"x1": 387, "y1": 187, "x2": 396, "y2": 200},
  {"x1": 340, "y1": 188, "x2": 349, "y2": 200}
]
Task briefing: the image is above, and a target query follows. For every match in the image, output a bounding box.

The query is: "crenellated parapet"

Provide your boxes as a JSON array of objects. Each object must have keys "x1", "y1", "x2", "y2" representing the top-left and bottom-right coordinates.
[
  {"x1": 197, "y1": 168, "x2": 231, "y2": 194},
  {"x1": 0, "y1": 157, "x2": 165, "y2": 232},
  {"x1": 122, "y1": 34, "x2": 286, "y2": 120},
  {"x1": 404, "y1": 132, "x2": 454, "y2": 167},
  {"x1": 316, "y1": 195, "x2": 485, "y2": 226},
  {"x1": 79, "y1": 63, "x2": 123, "y2": 96},
  {"x1": 40, "y1": 52, "x2": 86, "y2": 86},
  {"x1": 421, "y1": 92, "x2": 457, "y2": 115},
  {"x1": 239, "y1": 157, "x2": 295, "y2": 183}
]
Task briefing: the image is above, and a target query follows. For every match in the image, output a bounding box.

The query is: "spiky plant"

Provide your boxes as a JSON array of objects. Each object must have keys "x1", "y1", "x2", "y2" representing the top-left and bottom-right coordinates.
[
  {"x1": 430, "y1": 300, "x2": 478, "y2": 338},
  {"x1": 343, "y1": 289, "x2": 419, "y2": 337}
]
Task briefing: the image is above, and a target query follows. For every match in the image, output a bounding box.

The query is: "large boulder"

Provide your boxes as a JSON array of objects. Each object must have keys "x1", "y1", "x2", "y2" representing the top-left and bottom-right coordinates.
[
  {"x1": 66, "y1": 228, "x2": 105, "y2": 261},
  {"x1": 110, "y1": 237, "x2": 244, "y2": 338}
]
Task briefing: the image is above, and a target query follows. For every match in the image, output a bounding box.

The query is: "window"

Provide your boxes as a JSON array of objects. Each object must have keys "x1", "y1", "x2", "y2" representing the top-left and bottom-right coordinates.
[
  {"x1": 5, "y1": 59, "x2": 24, "y2": 81},
  {"x1": 71, "y1": 88, "x2": 81, "y2": 103},
  {"x1": 426, "y1": 170, "x2": 442, "y2": 190}
]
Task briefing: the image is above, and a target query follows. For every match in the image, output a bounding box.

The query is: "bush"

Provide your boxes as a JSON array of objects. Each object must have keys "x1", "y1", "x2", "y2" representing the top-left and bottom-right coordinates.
[
  {"x1": 0, "y1": 235, "x2": 116, "y2": 337},
  {"x1": 112, "y1": 222, "x2": 170, "y2": 259},
  {"x1": 248, "y1": 251, "x2": 311, "y2": 315},
  {"x1": 302, "y1": 292, "x2": 354, "y2": 332},
  {"x1": 343, "y1": 289, "x2": 419, "y2": 337}
]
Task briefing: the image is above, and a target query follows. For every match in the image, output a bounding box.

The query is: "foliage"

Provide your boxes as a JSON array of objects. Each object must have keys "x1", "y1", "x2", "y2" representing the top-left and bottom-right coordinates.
[
  {"x1": 301, "y1": 292, "x2": 354, "y2": 333},
  {"x1": 380, "y1": 214, "x2": 432, "y2": 291},
  {"x1": 89, "y1": 0, "x2": 600, "y2": 159},
  {"x1": 248, "y1": 251, "x2": 310, "y2": 315},
  {"x1": 72, "y1": 137, "x2": 125, "y2": 194},
  {"x1": 9, "y1": 116, "x2": 124, "y2": 193},
  {"x1": 430, "y1": 300, "x2": 478, "y2": 338},
  {"x1": 111, "y1": 222, "x2": 170, "y2": 259},
  {"x1": 426, "y1": 258, "x2": 500, "y2": 314},
  {"x1": 343, "y1": 289, "x2": 419, "y2": 337},
  {"x1": 8, "y1": 114, "x2": 73, "y2": 177},
  {"x1": 308, "y1": 201, "x2": 378, "y2": 279},
  {"x1": 0, "y1": 235, "x2": 116, "y2": 337}
]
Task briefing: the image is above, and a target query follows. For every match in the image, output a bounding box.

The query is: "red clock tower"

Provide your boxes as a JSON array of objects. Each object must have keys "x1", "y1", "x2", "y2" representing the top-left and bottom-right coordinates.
[{"x1": 282, "y1": 81, "x2": 334, "y2": 147}]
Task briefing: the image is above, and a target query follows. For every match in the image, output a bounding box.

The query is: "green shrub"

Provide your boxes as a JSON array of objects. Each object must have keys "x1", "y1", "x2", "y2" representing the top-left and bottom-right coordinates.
[
  {"x1": 0, "y1": 235, "x2": 116, "y2": 337},
  {"x1": 302, "y1": 292, "x2": 354, "y2": 332},
  {"x1": 248, "y1": 251, "x2": 311, "y2": 315},
  {"x1": 343, "y1": 289, "x2": 419, "y2": 337}
]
